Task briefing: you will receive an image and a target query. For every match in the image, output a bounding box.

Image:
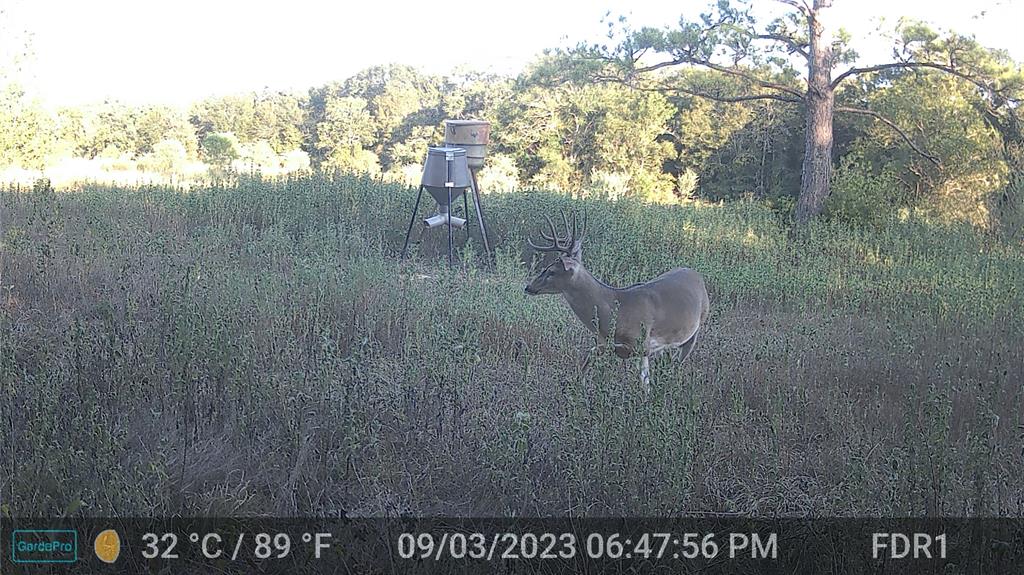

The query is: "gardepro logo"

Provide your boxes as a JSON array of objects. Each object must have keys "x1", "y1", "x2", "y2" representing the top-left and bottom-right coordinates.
[{"x1": 11, "y1": 529, "x2": 78, "y2": 563}]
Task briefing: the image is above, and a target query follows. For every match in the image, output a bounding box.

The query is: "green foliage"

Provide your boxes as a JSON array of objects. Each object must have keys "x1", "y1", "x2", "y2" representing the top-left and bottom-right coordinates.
[
  {"x1": 496, "y1": 70, "x2": 677, "y2": 201},
  {"x1": 846, "y1": 71, "x2": 1006, "y2": 224},
  {"x1": 190, "y1": 94, "x2": 255, "y2": 141},
  {"x1": 237, "y1": 140, "x2": 280, "y2": 172},
  {"x1": 825, "y1": 153, "x2": 902, "y2": 226},
  {"x1": 302, "y1": 65, "x2": 509, "y2": 173},
  {"x1": 53, "y1": 107, "x2": 88, "y2": 159},
  {"x1": 992, "y1": 141, "x2": 1024, "y2": 241},
  {"x1": 665, "y1": 72, "x2": 754, "y2": 173},
  {"x1": 0, "y1": 85, "x2": 57, "y2": 169},
  {"x1": 561, "y1": 1, "x2": 1023, "y2": 224},
  {"x1": 82, "y1": 102, "x2": 141, "y2": 159},
  {"x1": 27, "y1": 102, "x2": 197, "y2": 163},
  {"x1": 135, "y1": 106, "x2": 196, "y2": 157},
  {"x1": 316, "y1": 96, "x2": 374, "y2": 157},
  {"x1": 699, "y1": 99, "x2": 803, "y2": 206},
  {"x1": 323, "y1": 146, "x2": 381, "y2": 176},
  {"x1": 0, "y1": 21, "x2": 1019, "y2": 231},
  {"x1": 254, "y1": 93, "x2": 304, "y2": 153},
  {"x1": 190, "y1": 92, "x2": 304, "y2": 154},
  {"x1": 477, "y1": 153, "x2": 519, "y2": 193},
  {"x1": 593, "y1": 86, "x2": 676, "y2": 198},
  {"x1": 339, "y1": 65, "x2": 445, "y2": 170},
  {"x1": 201, "y1": 132, "x2": 240, "y2": 168},
  {"x1": 137, "y1": 139, "x2": 188, "y2": 177},
  {"x1": 676, "y1": 169, "x2": 699, "y2": 200}
]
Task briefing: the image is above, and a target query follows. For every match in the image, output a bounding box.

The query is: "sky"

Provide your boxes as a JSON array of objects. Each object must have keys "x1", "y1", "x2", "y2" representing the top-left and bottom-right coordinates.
[{"x1": 3, "y1": 0, "x2": 1021, "y2": 108}]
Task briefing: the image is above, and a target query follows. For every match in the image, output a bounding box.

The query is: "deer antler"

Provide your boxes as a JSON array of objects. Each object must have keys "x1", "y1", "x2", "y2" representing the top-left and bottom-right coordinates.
[
  {"x1": 528, "y1": 209, "x2": 586, "y2": 256},
  {"x1": 573, "y1": 210, "x2": 587, "y2": 254}
]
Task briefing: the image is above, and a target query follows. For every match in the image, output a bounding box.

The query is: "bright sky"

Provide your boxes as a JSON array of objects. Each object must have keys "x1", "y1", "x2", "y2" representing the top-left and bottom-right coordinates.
[{"x1": 4, "y1": 0, "x2": 1021, "y2": 108}]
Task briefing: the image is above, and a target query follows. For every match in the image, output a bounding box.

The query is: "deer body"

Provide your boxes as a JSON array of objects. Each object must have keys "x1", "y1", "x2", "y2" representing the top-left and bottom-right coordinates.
[{"x1": 524, "y1": 212, "x2": 710, "y2": 391}]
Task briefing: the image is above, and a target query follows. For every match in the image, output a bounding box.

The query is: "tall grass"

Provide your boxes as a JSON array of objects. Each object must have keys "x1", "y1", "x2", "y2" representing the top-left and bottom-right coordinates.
[{"x1": 1, "y1": 174, "x2": 1022, "y2": 517}]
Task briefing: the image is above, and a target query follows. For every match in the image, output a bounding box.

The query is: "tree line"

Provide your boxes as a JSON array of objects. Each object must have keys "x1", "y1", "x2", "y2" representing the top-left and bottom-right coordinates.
[{"x1": 1, "y1": 1, "x2": 1021, "y2": 229}]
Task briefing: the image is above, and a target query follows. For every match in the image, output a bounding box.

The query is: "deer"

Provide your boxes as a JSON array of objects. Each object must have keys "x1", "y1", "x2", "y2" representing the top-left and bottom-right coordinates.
[{"x1": 523, "y1": 211, "x2": 709, "y2": 392}]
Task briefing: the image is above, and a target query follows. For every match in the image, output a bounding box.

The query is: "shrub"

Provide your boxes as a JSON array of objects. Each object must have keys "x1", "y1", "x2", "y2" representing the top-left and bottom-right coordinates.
[
  {"x1": 826, "y1": 153, "x2": 902, "y2": 227},
  {"x1": 324, "y1": 147, "x2": 381, "y2": 177},
  {"x1": 138, "y1": 139, "x2": 188, "y2": 177},
  {"x1": 201, "y1": 132, "x2": 241, "y2": 168},
  {"x1": 477, "y1": 153, "x2": 520, "y2": 193},
  {"x1": 588, "y1": 170, "x2": 630, "y2": 200}
]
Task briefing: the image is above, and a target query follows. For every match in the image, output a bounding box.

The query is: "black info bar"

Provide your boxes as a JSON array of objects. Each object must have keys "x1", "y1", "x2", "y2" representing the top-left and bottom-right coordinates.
[{"x1": 2, "y1": 518, "x2": 1022, "y2": 574}]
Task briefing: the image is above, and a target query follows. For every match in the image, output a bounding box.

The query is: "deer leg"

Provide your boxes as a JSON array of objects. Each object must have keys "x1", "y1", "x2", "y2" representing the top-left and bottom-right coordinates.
[
  {"x1": 640, "y1": 355, "x2": 651, "y2": 394},
  {"x1": 672, "y1": 330, "x2": 700, "y2": 363}
]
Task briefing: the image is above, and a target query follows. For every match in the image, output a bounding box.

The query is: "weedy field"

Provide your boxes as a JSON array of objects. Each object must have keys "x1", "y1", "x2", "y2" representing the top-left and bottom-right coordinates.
[{"x1": 1, "y1": 174, "x2": 1022, "y2": 517}]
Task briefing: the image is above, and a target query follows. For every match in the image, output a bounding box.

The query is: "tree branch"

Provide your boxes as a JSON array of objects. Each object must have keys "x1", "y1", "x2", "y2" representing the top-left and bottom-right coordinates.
[
  {"x1": 752, "y1": 33, "x2": 809, "y2": 59},
  {"x1": 774, "y1": 0, "x2": 809, "y2": 17},
  {"x1": 831, "y1": 61, "x2": 994, "y2": 93},
  {"x1": 631, "y1": 58, "x2": 689, "y2": 75},
  {"x1": 632, "y1": 57, "x2": 806, "y2": 100},
  {"x1": 836, "y1": 106, "x2": 941, "y2": 166},
  {"x1": 648, "y1": 82, "x2": 803, "y2": 104},
  {"x1": 697, "y1": 61, "x2": 807, "y2": 100},
  {"x1": 585, "y1": 70, "x2": 803, "y2": 104}
]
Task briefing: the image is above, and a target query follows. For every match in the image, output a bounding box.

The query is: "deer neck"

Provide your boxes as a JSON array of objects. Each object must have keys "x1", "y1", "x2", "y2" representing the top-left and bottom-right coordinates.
[{"x1": 561, "y1": 266, "x2": 616, "y2": 339}]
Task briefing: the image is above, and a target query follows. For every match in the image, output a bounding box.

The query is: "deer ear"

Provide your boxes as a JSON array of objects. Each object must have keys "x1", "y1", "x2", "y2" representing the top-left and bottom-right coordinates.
[{"x1": 559, "y1": 255, "x2": 579, "y2": 272}]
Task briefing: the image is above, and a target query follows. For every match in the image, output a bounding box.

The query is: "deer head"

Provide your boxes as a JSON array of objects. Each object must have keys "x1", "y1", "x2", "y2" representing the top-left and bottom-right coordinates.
[{"x1": 524, "y1": 210, "x2": 587, "y2": 295}]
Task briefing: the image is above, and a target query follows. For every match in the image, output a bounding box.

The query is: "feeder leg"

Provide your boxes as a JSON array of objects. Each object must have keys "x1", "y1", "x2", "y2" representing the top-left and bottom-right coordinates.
[
  {"x1": 469, "y1": 171, "x2": 492, "y2": 262},
  {"x1": 462, "y1": 188, "x2": 470, "y2": 244},
  {"x1": 447, "y1": 187, "x2": 454, "y2": 266},
  {"x1": 401, "y1": 185, "x2": 425, "y2": 259}
]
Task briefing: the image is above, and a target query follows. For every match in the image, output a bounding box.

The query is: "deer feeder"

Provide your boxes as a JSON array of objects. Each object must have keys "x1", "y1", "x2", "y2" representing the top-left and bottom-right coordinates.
[
  {"x1": 401, "y1": 120, "x2": 494, "y2": 266},
  {"x1": 421, "y1": 146, "x2": 471, "y2": 230}
]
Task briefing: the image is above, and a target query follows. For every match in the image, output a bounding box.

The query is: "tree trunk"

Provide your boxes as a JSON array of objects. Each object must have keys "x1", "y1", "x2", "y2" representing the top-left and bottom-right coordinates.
[{"x1": 795, "y1": 0, "x2": 835, "y2": 225}]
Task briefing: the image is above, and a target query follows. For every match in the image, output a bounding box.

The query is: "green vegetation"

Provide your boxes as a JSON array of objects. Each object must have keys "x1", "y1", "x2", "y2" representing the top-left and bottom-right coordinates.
[
  {"x1": 565, "y1": 1, "x2": 1022, "y2": 222},
  {"x1": 1, "y1": 12, "x2": 1021, "y2": 228},
  {"x1": 2, "y1": 175, "x2": 1021, "y2": 516}
]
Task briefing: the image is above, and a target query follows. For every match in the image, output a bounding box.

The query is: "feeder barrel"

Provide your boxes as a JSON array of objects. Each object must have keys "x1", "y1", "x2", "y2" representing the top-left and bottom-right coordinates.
[{"x1": 444, "y1": 120, "x2": 490, "y2": 170}]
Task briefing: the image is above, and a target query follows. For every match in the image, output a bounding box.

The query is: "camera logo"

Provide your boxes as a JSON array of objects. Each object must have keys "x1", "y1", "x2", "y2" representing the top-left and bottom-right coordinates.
[{"x1": 11, "y1": 529, "x2": 78, "y2": 563}]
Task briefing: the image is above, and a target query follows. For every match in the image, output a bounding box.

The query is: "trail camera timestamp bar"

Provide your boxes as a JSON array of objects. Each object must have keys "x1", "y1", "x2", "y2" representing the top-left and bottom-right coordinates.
[
  {"x1": 1, "y1": 518, "x2": 1020, "y2": 573},
  {"x1": 396, "y1": 530, "x2": 777, "y2": 561}
]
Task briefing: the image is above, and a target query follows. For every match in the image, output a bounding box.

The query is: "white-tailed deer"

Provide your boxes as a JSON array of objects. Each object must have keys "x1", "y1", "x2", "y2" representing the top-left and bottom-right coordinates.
[{"x1": 524, "y1": 211, "x2": 709, "y2": 391}]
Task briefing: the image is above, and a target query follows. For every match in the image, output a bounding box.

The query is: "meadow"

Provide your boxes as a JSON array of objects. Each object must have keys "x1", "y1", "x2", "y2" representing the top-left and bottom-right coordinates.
[{"x1": 1, "y1": 174, "x2": 1022, "y2": 518}]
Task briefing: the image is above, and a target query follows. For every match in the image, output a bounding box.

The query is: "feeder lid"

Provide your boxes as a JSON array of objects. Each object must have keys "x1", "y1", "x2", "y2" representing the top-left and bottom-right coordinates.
[{"x1": 427, "y1": 146, "x2": 467, "y2": 156}]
